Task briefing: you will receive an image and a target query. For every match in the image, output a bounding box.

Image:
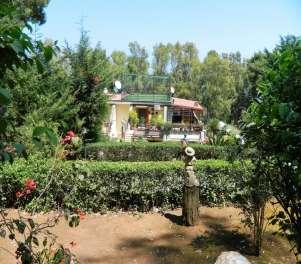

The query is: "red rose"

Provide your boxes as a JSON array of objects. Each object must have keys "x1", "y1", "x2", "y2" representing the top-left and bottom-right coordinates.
[
  {"x1": 25, "y1": 179, "x2": 37, "y2": 191},
  {"x1": 66, "y1": 131, "x2": 75, "y2": 137}
]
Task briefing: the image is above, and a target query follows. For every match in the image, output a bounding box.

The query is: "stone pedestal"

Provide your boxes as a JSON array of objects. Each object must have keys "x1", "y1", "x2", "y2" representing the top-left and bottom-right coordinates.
[
  {"x1": 182, "y1": 146, "x2": 200, "y2": 226},
  {"x1": 215, "y1": 251, "x2": 251, "y2": 264}
]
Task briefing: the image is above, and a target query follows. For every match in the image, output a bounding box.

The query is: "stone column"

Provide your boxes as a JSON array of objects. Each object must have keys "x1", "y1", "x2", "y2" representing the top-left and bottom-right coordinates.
[
  {"x1": 163, "y1": 106, "x2": 168, "y2": 122},
  {"x1": 182, "y1": 146, "x2": 200, "y2": 226}
]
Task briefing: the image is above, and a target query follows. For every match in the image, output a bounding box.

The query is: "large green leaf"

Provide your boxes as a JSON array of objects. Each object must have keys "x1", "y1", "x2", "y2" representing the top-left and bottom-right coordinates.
[
  {"x1": 0, "y1": 88, "x2": 11, "y2": 105},
  {"x1": 32, "y1": 126, "x2": 58, "y2": 147}
]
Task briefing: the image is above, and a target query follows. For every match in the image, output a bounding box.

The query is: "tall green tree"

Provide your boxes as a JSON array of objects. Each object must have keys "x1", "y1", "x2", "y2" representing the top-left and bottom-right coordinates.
[
  {"x1": 0, "y1": 1, "x2": 56, "y2": 158},
  {"x1": 231, "y1": 52, "x2": 267, "y2": 123},
  {"x1": 243, "y1": 36, "x2": 301, "y2": 262},
  {"x1": 12, "y1": 0, "x2": 50, "y2": 25},
  {"x1": 152, "y1": 43, "x2": 170, "y2": 76},
  {"x1": 199, "y1": 50, "x2": 236, "y2": 122},
  {"x1": 7, "y1": 53, "x2": 77, "y2": 128},
  {"x1": 110, "y1": 50, "x2": 127, "y2": 80},
  {"x1": 65, "y1": 29, "x2": 109, "y2": 142},
  {"x1": 127, "y1": 41, "x2": 149, "y2": 74},
  {"x1": 168, "y1": 42, "x2": 201, "y2": 99}
]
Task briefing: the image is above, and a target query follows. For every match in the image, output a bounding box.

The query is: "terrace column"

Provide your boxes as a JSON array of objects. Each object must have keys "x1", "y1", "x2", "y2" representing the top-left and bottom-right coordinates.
[
  {"x1": 163, "y1": 106, "x2": 168, "y2": 122},
  {"x1": 109, "y1": 104, "x2": 117, "y2": 138}
]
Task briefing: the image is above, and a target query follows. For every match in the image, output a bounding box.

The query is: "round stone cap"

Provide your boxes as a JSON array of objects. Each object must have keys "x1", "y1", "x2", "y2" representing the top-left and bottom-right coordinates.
[{"x1": 184, "y1": 147, "x2": 195, "y2": 157}]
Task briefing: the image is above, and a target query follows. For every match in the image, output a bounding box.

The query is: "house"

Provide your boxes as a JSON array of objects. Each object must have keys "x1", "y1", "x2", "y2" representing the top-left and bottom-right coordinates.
[{"x1": 102, "y1": 74, "x2": 205, "y2": 142}]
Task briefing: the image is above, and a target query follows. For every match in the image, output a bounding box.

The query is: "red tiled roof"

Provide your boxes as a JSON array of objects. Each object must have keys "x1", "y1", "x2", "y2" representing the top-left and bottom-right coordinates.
[
  {"x1": 172, "y1": 97, "x2": 204, "y2": 111},
  {"x1": 109, "y1": 93, "x2": 128, "y2": 101}
]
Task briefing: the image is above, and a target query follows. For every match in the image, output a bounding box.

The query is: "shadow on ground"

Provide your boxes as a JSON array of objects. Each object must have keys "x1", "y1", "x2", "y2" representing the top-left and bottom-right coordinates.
[
  {"x1": 78, "y1": 210, "x2": 295, "y2": 264},
  {"x1": 91, "y1": 213, "x2": 257, "y2": 264}
]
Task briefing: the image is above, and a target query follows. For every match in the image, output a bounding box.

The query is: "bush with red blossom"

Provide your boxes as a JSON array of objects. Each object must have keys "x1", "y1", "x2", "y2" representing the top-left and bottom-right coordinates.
[
  {"x1": 61, "y1": 130, "x2": 76, "y2": 145},
  {"x1": 15, "y1": 178, "x2": 37, "y2": 199}
]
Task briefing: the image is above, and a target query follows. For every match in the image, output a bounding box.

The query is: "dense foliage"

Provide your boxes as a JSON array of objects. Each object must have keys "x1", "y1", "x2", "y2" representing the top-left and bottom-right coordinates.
[
  {"x1": 243, "y1": 36, "x2": 301, "y2": 261},
  {"x1": 64, "y1": 28, "x2": 109, "y2": 142},
  {"x1": 77, "y1": 141, "x2": 237, "y2": 161},
  {"x1": 0, "y1": 2, "x2": 81, "y2": 263},
  {"x1": 0, "y1": 157, "x2": 251, "y2": 212}
]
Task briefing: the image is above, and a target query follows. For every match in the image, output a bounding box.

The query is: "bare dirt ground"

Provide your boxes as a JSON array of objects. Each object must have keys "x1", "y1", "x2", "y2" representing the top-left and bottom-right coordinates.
[{"x1": 0, "y1": 206, "x2": 295, "y2": 264}]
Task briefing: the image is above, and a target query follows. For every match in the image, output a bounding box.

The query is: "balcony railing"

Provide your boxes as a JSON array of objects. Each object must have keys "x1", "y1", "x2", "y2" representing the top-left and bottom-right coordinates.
[{"x1": 119, "y1": 73, "x2": 171, "y2": 94}]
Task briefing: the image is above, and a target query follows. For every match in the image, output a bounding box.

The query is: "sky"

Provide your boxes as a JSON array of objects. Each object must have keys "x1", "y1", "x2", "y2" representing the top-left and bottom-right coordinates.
[{"x1": 39, "y1": 0, "x2": 301, "y2": 60}]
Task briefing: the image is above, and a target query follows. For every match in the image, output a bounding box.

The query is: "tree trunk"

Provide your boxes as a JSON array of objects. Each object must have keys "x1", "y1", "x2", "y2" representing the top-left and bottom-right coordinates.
[{"x1": 183, "y1": 185, "x2": 200, "y2": 226}]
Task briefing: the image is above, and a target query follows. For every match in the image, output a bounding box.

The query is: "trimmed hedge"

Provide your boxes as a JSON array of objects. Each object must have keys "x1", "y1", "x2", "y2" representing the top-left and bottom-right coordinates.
[
  {"x1": 76, "y1": 141, "x2": 236, "y2": 161},
  {"x1": 0, "y1": 157, "x2": 250, "y2": 212}
]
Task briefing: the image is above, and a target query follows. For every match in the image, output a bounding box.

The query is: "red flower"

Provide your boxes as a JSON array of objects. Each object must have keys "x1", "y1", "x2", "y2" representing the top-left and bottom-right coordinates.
[
  {"x1": 16, "y1": 191, "x2": 23, "y2": 199},
  {"x1": 66, "y1": 131, "x2": 75, "y2": 137},
  {"x1": 64, "y1": 135, "x2": 71, "y2": 142},
  {"x1": 15, "y1": 179, "x2": 37, "y2": 200},
  {"x1": 25, "y1": 179, "x2": 37, "y2": 191}
]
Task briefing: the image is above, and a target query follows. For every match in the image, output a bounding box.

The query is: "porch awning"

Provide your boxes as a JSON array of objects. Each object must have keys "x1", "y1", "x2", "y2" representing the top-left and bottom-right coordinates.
[{"x1": 172, "y1": 97, "x2": 204, "y2": 111}]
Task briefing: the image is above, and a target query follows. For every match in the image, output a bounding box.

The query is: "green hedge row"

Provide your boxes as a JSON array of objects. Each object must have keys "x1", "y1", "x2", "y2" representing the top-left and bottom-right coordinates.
[
  {"x1": 0, "y1": 157, "x2": 250, "y2": 212},
  {"x1": 76, "y1": 141, "x2": 237, "y2": 161}
]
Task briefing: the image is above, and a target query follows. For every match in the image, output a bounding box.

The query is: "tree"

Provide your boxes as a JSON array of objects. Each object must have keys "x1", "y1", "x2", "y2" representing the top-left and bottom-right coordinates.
[
  {"x1": 152, "y1": 43, "x2": 170, "y2": 76},
  {"x1": 167, "y1": 42, "x2": 201, "y2": 99},
  {"x1": 15, "y1": 0, "x2": 50, "y2": 25},
  {"x1": 231, "y1": 52, "x2": 267, "y2": 124},
  {"x1": 110, "y1": 50, "x2": 127, "y2": 80},
  {"x1": 5, "y1": 54, "x2": 78, "y2": 153},
  {"x1": 127, "y1": 41, "x2": 149, "y2": 74},
  {"x1": 0, "y1": 1, "x2": 53, "y2": 159},
  {"x1": 65, "y1": 28, "x2": 109, "y2": 142},
  {"x1": 199, "y1": 50, "x2": 236, "y2": 122},
  {"x1": 0, "y1": 3, "x2": 80, "y2": 263},
  {"x1": 243, "y1": 36, "x2": 301, "y2": 262}
]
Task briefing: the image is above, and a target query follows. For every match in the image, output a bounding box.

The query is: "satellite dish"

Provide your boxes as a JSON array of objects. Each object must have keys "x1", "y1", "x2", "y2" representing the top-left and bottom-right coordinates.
[
  {"x1": 115, "y1": 80, "x2": 122, "y2": 89},
  {"x1": 113, "y1": 80, "x2": 122, "y2": 93},
  {"x1": 170, "y1": 86, "x2": 175, "y2": 95},
  {"x1": 103, "y1": 88, "x2": 108, "y2": 94}
]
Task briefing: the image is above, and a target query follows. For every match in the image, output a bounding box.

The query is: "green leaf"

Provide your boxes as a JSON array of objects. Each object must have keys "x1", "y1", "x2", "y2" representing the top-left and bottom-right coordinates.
[
  {"x1": 0, "y1": 88, "x2": 11, "y2": 105},
  {"x1": 45, "y1": 129, "x2": 59, "y2": 145},
  {"x1": 14, "y1": 220, "x2": 26, "y2": 234},
  {"x1": 36, "y1": 58, "x2": 44, "y2": 74},
  {"x1": 43, "y1": 45, "x2": 53, "y2": 62},
  {"x1": 28, "y1": 218, "x2": 35, "y2": 229},
  {"x1": 10, "y1": 40, "x2": 24, "y2": 54},
  {"x1": 32, "y1": 236, "x2": 39, "y2": 246},
  {"x1": 0, "y1": 229, "x2": 6, "y2": 238},
  {"x1": 13, "y1": 143, "x2": 26, "y2": 155},
  {"x1": 52, "y1": 248, "x2": 64, "y2": 264},
  {"x1": 68, "y1": 215, "x2": 80, "y2": 228},
  {"x1": 42, "y1": 237, "x2": 47, "y2": 247},
  {"x1": 32, "y1": 126, "x2": 58, "y2": 146},
  {"x1": 278, "y1": 103, "x2": 290, "y2": 120},
  {"x1": 0, "y1": 119, "x2": 8, "y2": 134}
]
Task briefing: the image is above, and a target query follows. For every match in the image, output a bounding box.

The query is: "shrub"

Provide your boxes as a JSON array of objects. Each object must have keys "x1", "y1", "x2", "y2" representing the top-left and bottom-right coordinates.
[
  {"x1": 161, "y1": 122, "x2": 173, "y2": 136},
  {"x1": 129, "y1": 110, "x2": 139, "y2": 128},
  {"x1": 0, "y1": 156, "x2": 251, "y2": 212},
  {"x1": 77, "y1": 141, "x2": 236, "y2": 161}
]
